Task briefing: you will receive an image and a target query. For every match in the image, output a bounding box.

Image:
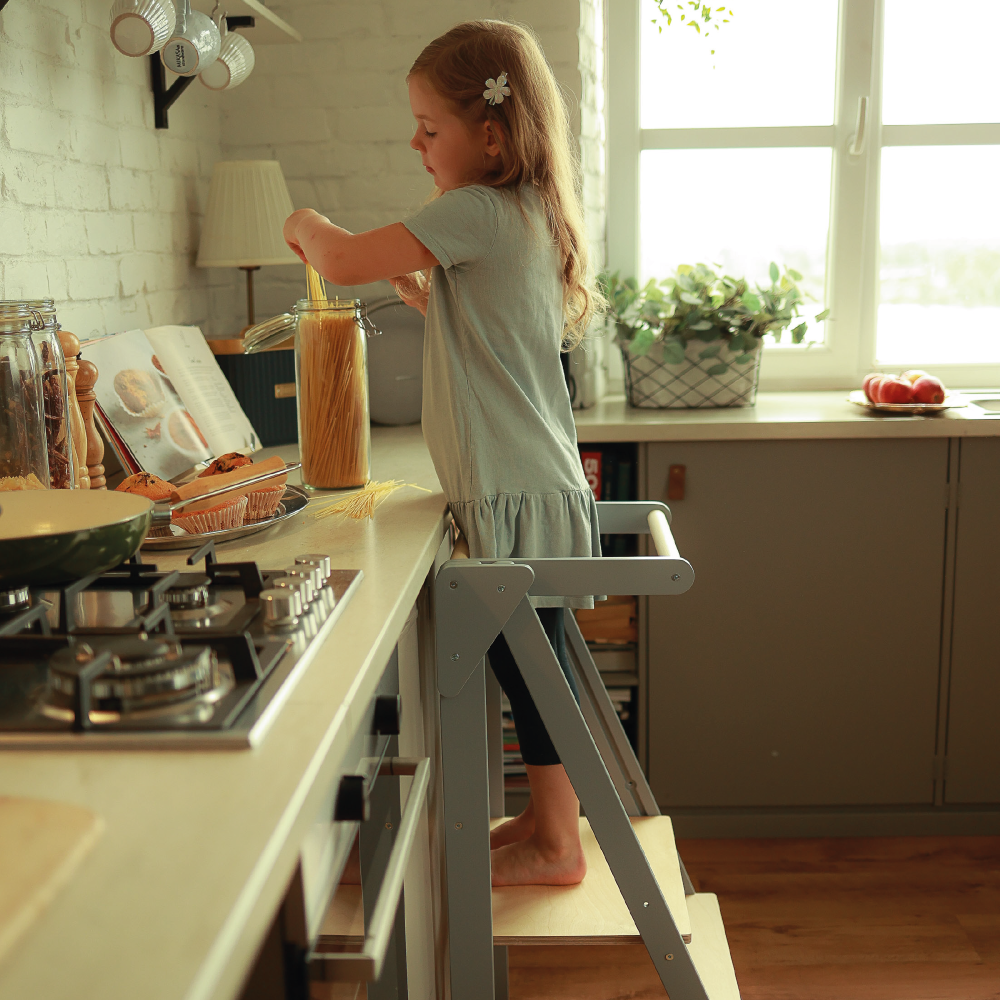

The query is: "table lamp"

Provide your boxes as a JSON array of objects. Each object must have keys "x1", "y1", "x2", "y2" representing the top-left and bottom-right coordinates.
[{"x1": 197, "y1": 160, "x2": 299, "y2": 330}]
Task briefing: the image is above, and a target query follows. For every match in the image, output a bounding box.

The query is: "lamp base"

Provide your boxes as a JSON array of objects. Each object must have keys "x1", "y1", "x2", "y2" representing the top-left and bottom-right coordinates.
[{"x1": 241, "y1": 265, "x2": 261, "y2": 326}]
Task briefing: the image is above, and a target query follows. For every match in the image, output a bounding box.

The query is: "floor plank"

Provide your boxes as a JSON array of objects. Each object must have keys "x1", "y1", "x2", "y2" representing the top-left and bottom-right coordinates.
[{"x1": 508, "y1": 835, "x2": 1000, "y2": 999}]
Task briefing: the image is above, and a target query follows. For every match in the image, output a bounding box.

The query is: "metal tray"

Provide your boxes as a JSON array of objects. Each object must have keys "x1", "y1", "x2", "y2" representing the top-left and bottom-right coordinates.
[
  {"x1": 141, "y1": 486, "x2": 309, "y2": 550},
  {"x1": 847, "y1": 389, "x2": 968, "y2": 415}
]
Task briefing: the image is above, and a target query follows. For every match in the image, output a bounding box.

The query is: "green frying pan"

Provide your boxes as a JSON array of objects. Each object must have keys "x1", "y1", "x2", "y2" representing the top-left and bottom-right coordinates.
[{"x1": 0, "y1": 491, "x2": 153, "y2": 588}]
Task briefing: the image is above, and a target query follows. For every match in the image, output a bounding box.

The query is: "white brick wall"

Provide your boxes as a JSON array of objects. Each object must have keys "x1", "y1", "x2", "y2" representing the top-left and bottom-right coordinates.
[
  {"x1": 0, "y1": 0, "x2": 226, "y2": 337},
  {"x1": 0, "y1": 1, "x2": 607, "y2": 346},
  {"x1": 219, "y1": 0, "x2": 608, "y2": 328}
]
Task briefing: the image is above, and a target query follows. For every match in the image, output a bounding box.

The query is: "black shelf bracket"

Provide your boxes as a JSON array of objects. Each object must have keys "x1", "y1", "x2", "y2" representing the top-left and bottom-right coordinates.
[
  {"x1": 151, "y1": 54, "x2": 195, "y2": 130},
  {"x1": 149, "y1": 16, "x2": 254, "y2": 130}
]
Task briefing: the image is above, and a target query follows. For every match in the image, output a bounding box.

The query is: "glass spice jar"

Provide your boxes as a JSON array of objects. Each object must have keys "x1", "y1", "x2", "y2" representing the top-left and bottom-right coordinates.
[
  {"x1": 0, "y1": 304, "x2": 50, "y2": 490},
  {"x1": 0, "y1": 300, "x2": 75, "y2": 489}
]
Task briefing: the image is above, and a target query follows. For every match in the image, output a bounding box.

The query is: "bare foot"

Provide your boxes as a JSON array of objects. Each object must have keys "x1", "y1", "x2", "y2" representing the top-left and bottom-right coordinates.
[
  {"x1": 491, "y1": 835, "x2": 587, "y2": 887},
  {"x1": 490, "y1": 811, "x2": 535, "y2": 850}
]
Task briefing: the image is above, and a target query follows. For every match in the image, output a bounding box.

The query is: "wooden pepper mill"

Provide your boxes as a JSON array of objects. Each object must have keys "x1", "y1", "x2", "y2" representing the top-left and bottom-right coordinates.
[
  {"x1": 56, "y1": 331, "x2": 90, "y2": 490},
  {"x1": 75, "y1": 359, "x2": 106, "y2": 490}
]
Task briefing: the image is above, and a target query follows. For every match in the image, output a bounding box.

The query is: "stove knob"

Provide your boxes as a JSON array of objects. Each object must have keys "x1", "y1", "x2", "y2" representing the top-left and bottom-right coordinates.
[
  {"x1": 373, "y1": 694, "x2": 401, "y2": 736},
  {"x1": 272, "y1": 576, "x2": 309, "y2": 609},
  {"x1": 260, "y1": 588, "x2": 301, "y2": 628},
  {"x1": 296, "y1": 553, "x2": 331, "y2": 583},
  {"x1": 295, "y1": 559, "x2": 326, "y2": 591},
  {"x1": 281, "y1": 568, "x2": 315, "y2": 605},
  {"x1": 299, "y1": 563, "x2": 324, "y2": 593},
  {"x1": 334, "y1": 774, "x2": 369, "y2": 822}
]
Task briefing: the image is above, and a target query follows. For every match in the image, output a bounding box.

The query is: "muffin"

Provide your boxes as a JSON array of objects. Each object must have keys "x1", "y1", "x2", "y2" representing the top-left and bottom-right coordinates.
[
  {"x1": 198, "y1": 452, "x2": 253, "y2": 477},
  {"x1": 113, "y1": 369, "x2": 164, "y2": 418},
  {"x1": 116, "y1": 472, "x2": 173, "y2": 536},
  {"x1": 172, "y1": 494, "x2": 248, "y2": 535},
  {"x1": 116, "y1": 471, "x2": 173, "y2": 500},
  {"x1": 245, "y1": 485, "x2": 284, "y2": 522}
]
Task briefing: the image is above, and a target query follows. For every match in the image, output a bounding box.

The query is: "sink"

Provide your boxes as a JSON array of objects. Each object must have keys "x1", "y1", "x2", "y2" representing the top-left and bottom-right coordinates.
[{"x1": 968, "y1": 397, "x2": 1000, "y2": 412}]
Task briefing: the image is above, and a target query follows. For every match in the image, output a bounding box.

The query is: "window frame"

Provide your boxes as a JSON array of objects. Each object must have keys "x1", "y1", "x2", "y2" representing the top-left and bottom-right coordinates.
[{"x1": 607, "y1": 0, "x2": 1000, "y2": 389}]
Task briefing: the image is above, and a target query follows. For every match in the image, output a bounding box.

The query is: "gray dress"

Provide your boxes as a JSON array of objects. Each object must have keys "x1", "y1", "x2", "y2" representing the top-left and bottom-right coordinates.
[{"x1": 404, "y1": 184, "x2": 600, "y2": 604}]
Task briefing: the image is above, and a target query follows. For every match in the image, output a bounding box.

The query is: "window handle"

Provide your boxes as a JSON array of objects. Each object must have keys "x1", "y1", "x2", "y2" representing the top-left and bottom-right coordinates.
[{"x1": 849, "y1": 96, "x2": 868, "y2": 157}]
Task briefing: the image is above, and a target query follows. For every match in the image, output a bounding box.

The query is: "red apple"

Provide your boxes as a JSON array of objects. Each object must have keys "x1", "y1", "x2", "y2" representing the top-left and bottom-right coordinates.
[
  {"x1": 862, "y1": 372, "x2": 882, "y2": 401},
  {"x1": 901, "y1": 369, "x2": 929, "y2": 385},
  {"x1": 878, "y1": 377, "x2": 915, "y2": 404},
  {"x1": 911, "y1": 374, "x2": 946, "y2": 404},
  {"x1": 868, "y1": 375, "x2": 893, "y2": 403}
]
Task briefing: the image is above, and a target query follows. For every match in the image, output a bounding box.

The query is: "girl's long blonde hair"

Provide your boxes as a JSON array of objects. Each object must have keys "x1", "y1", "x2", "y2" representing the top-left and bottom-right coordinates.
[{"x1": 410, "y1": 20, "x2": 600, "y2": 350}]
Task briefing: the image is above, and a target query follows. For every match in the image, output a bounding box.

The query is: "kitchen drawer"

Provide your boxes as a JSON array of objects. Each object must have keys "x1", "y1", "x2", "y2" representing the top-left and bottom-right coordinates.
[{"x1": 299, "y1": 651, "x2": 401, "y2": 941}]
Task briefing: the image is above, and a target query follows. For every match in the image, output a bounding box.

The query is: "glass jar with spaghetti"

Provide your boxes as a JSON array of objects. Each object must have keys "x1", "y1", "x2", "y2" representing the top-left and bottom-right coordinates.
[
  {"x1": 293, "y1": 299, "x2": 371, "y2": 490},
  {"x1": 0, "y1": 304, "x2": 50, "y2": 490},
  {"x1": 0, "y1": 300, "x2": 74, "y2": 489}
]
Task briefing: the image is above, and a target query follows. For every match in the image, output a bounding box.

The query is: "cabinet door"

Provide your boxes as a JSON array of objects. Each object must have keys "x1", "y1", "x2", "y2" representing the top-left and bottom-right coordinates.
[
  {"x1": 646, "y1": 439, "x2": 946, "y2": 808},
  {"x1": 945, "y1": 438, "x2": 1000, "y2": 803}
]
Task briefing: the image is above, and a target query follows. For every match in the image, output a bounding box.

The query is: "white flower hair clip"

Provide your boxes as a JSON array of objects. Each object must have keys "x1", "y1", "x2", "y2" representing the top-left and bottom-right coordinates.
[{"x1": 483, "y1": 72, "x2": 511, "y2": 106}]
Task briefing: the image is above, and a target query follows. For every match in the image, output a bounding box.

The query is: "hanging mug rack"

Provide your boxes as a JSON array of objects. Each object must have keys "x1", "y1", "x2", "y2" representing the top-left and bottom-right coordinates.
[{"x1": 150, "y1": 13, "x2": 254, "y2": 128}]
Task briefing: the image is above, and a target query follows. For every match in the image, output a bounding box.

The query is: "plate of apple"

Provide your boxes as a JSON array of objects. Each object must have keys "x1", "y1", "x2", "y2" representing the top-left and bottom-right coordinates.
[{"x1": 849, "y1": 371, "x2": 966, "y2": 415}]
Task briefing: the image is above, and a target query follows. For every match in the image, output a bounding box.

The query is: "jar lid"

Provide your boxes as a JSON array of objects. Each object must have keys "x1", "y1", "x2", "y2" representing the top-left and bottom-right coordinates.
[
  {"x1": 293, "y1": 297, "x2": 362, "y2": 313},
  {"x1": 243, "y1": 313, "x2": 296, "y2": 354},
  {"x1": 0, "y1": 302, "x2": 42, "y2": 335},
  {"x1": 10, "y1": 299, "x2": 57, "y2": 328},
  {"x1": 294, "y1": 299, "x2": 381, "y2": 337}
]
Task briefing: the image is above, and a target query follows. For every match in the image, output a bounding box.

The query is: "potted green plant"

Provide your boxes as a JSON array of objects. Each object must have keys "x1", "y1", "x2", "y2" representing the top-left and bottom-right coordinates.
[{"x1": 599, "y1": 263, "x2": 829, "y2": 408}]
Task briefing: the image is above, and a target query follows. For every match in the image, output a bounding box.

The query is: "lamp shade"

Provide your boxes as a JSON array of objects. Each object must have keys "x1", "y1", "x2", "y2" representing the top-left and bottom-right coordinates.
[{"x1": 197, "y1": 160, "x2": 300, "y2": 268}]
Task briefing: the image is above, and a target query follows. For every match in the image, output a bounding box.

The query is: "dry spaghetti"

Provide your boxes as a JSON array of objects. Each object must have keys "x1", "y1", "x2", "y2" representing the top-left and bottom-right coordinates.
[
  {"x1": 312, "y1": 479, "x2": 432, "y2": 520},
  {"x1": 297, "y1": 265, "x2": 370, "y2": 489}
]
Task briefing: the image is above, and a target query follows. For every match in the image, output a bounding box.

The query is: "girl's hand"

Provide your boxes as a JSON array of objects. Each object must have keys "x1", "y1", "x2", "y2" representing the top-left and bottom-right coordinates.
[
  {"x1": 392, "y1": 273, "x2": 429, "y2": 316},
  {"x1": 283, "y1": 209, "x2": 325, "y2": 263}
]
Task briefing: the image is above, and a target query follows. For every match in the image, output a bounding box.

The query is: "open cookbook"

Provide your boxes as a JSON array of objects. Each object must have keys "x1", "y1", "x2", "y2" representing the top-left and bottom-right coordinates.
[{"x1": 81, "y1": 326, "x2": 260, "y2": 481}]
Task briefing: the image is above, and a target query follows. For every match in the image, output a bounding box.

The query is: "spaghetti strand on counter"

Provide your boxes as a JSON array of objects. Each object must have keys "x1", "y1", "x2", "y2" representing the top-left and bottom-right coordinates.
[{"x1": 311, "y1": 479, "x2": 432, "y2": 520}]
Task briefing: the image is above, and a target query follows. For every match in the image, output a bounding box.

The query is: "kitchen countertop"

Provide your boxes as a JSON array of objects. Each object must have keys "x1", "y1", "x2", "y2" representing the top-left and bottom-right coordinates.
[
  {"x1": 574, "y1": 392, "x2": 1000, "y2": 442},
  {"x1": 0, "y1": 425, "x2": 448, "y2": 1000},
  {"x1": 5, "y1": 389, "x2": 997, "y2": 997}
]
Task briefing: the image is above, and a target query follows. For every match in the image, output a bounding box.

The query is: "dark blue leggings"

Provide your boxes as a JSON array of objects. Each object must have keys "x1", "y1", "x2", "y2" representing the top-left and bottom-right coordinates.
[{"x1": 487, "y1": 607, "x2": 580, "y2": 767}]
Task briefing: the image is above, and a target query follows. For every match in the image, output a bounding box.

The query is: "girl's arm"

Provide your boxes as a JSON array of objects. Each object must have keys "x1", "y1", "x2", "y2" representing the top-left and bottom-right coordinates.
[{"x1": 284, "y1": 209, "x2": 438, "y2": 287}]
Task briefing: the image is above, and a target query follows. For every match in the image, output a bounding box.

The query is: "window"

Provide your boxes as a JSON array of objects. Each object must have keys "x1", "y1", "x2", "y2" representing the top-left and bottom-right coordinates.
[{"x1": 608, "y1": 0, "x2": 1000, "y2": 387}]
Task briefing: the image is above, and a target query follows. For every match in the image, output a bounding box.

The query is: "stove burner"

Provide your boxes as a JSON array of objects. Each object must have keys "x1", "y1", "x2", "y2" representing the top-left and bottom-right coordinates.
[
  {"x1": 164, "y1": 574, "x2": 211, "y2": 610},
  {"x1": 44, "y1": 636, "x2": 228, "y2": 720},
  {"x1": 0, "y1": 586, "x2": 30, "y2": 614}
]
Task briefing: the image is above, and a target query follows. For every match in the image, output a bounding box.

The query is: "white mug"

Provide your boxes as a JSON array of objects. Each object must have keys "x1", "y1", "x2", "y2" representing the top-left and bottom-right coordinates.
[
  {"x1": 160, "y1": 0, "x2": 220, "y2": 77},
  {"x1": 109, "y1": 0, "x2": 176, "y2": 57},
  {"x1": 199, "y1": 26, "x2": 254, "y2": 90}
]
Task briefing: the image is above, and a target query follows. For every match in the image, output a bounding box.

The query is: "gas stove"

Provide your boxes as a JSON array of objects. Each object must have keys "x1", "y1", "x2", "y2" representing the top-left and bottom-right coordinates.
[{"x1": 0, "y1": 540, "x2": 362, "y2": 748}]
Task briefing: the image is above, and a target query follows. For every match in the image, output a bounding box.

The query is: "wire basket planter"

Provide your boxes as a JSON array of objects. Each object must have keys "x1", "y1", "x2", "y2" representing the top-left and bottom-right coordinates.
[{"x1": 622, "y1": 337, "x2": 762, "y2": 409}]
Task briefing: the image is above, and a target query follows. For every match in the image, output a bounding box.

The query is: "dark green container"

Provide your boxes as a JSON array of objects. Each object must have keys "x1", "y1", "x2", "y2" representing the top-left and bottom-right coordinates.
[{"x1": 215, "y1": 350, "x2": 298, "y2": 447}]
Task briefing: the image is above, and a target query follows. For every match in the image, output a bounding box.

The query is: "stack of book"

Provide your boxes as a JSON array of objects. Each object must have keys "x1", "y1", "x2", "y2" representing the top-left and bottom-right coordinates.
[{"x1": 578, "y1": 443, "x2": 638, "y2": 557}]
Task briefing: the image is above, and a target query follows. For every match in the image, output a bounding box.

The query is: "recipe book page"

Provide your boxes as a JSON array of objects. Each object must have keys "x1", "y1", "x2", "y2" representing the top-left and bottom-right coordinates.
[
  {"x1": 144, "y1": 326, "x2": 260, "y2": 457},
  {"x1": 81, "y1": 329, "x2": 213, "y2": 481}
]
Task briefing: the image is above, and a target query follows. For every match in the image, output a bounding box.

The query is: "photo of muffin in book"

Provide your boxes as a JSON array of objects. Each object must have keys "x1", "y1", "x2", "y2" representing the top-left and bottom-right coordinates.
[{"x1": 81, "y1": 327, "x2": 260, "y2": 482}]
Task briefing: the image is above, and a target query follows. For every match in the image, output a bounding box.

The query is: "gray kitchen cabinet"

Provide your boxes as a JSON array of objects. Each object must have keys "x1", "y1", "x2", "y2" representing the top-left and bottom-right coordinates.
[
  {"x1": 645, "y1": 438, "x2": 947, "y2": 808},
  {"x1": 944, "y1": 438, "x2": 1000, "y2": 803}
]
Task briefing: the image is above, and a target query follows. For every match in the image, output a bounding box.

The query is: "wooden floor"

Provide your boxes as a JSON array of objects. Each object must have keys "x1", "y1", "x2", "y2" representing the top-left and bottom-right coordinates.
[{"x1": 508, "y1": 836, "x2": 1000, "y2": 999}]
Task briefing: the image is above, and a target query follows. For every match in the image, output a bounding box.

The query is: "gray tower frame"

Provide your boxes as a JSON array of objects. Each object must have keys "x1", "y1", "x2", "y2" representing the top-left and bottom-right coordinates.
[{"x1": 435, "y1": 501, "x2": 709, "y2": 1000}]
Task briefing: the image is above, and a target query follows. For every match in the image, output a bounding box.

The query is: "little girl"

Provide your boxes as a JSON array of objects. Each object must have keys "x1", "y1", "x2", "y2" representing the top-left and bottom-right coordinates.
[{"x1": 284, "y1": 20, "x2": 601, "y2": 887}]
